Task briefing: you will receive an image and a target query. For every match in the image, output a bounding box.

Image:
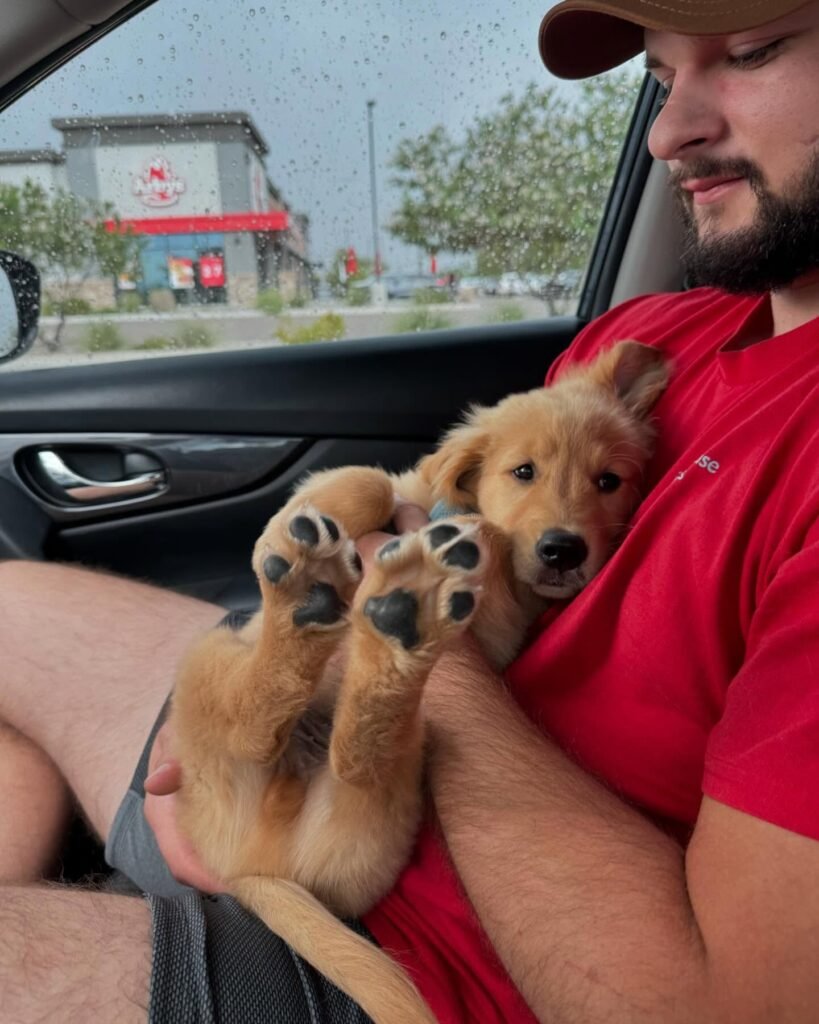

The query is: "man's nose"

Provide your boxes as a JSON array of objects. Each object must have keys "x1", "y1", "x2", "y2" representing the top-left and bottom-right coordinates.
[
  {"x1": 536, "y1": 530, "x2": 588, "y2": 573},
  {"x1": 647, "y1": 75, "x2": 727, "y2": 163}
]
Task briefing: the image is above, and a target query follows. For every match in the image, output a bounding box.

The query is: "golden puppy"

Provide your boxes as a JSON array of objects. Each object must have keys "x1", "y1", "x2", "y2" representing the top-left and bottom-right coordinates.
[{"x1": 169, "y1": 340, "x2": 669, "y2": 1023}]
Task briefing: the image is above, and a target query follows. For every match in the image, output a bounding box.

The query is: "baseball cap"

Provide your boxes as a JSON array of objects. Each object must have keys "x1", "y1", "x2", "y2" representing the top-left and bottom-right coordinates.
[{"x1": 539, "y1": 0, "x2": 811, "y2": 79}]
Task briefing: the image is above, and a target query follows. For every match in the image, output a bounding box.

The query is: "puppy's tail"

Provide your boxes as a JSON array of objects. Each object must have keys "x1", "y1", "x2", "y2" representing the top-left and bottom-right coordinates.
[{"x1": 231, "y1": 876, "x2": 435, "y2": 1024}]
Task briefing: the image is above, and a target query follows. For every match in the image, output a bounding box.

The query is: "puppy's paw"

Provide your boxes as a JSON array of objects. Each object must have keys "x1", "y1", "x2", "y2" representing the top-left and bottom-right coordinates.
[
  {"x1": 354, "y1": 520, "x2": 484, "y2": 654},
  {"x1": 252, "y1": 504, "x2": 362, "y2": 631}
]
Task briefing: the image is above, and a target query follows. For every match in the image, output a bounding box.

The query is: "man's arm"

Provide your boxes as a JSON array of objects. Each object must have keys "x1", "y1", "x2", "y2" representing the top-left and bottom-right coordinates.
[{"x1": 426, "y1": 641, "x2": 819, "y2": 1024}]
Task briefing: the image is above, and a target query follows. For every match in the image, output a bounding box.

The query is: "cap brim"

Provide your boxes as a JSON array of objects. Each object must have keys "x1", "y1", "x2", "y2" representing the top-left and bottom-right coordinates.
[
  {"x1": 539, "y1": 0, "x2": 810, "y2": 79},
  {"x1": 539, "y1": 9, "x2": 644, "y2": 79}
]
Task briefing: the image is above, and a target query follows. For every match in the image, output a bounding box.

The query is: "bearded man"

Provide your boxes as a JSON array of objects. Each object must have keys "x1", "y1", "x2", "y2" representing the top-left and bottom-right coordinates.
[{"x1": 2, "y1": 2, "x2": 819, "y2": 1023}]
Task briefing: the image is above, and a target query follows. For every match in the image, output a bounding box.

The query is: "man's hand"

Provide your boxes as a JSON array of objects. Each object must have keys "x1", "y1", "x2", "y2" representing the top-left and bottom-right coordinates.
[
  {"x1": 356, "y1": 497, "x2": 430, "y2": 570},
  {"x1": 143, "y1": 722, "x2": 223, "y2": 892}
]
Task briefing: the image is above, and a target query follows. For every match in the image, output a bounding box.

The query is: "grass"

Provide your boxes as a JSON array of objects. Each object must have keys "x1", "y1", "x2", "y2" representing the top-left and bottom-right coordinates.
[
  {"x1": 81, "y1": 321, "x2": 125, "y2": 353},
  {"x1": 134, "y1": 335, "x2": 174, "y2": 351},
  {"x1": 44, "y1": 297, "x2": 93, "y2": 317},
  {"x1": 486, "y1": 302, "x2": 526, "y2": 324},
  {"x1": 347, "y1": 286, "x2": 371, "y2": 307},
  {"x1": 132, "y1": 325, "x2": 216, "y2": 352},
  {"x1": 175, "y1": 324, "x2": 216, "y2": 349},
  {"x1": 392, "y1": 307, "x2": 453, "y2": 334},
  {"x1": 412, "y1": 287, "x2": 450, "y2": 306},
  {"x1": 275, "y1": 313, "x2": 346, "y2": 345}
]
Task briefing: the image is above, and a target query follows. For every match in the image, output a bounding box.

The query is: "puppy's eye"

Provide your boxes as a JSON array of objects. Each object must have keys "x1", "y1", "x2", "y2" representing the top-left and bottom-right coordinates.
[
  {"x1": 513, "y1": 464, "x2": 534, "y2": 481},
  {"x1": 597, "y1": 472, "x2": 622, "y2": 493}
]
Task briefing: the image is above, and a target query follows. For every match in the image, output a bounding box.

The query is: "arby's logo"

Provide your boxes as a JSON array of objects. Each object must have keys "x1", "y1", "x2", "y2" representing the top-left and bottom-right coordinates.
[{"x1": 133, "y1": 157, "x2": 186, "y2": 208}]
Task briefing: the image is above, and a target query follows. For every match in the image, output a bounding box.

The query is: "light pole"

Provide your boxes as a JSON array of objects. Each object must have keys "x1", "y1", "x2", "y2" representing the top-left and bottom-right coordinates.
[{"x1": 366, "y1": 100, "x2": 381, "y2": 279}]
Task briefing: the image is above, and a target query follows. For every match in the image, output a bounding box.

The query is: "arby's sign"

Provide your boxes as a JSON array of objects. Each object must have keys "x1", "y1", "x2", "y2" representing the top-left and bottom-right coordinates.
[{"x1": 133, "y1": 157, "x2": 186, "y2": 208}]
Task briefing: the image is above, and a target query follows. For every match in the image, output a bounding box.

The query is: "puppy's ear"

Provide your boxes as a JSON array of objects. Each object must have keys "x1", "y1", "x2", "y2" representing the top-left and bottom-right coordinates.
[
  {"x1": 586, "y1": 340, "x2": 671, "y2": 418},
  {"x1": 417, "y1": 407, "x2": 490, "y2": 508}
]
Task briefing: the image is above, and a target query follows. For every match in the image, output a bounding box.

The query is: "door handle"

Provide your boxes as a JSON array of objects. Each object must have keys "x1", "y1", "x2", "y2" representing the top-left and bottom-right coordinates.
[{"x1": 35, "y1": 450, "x2": 166, "y2": 504}]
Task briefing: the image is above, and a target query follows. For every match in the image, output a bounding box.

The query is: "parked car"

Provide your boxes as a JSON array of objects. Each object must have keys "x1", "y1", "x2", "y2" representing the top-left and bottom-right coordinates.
[
  {"x1": 382, "y1": 274, "x2": 444, "y2": 300},
  {"x1": 498, "y1": 272, "x2": 528, "y2": 296}
]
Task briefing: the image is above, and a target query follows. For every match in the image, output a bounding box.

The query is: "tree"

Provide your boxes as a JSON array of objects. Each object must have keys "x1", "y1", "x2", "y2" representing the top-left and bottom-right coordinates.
[
  {"x1": 388, "y1": 71, "x2": 640, "y2": 307},
  {"x1": 388, "y1": 125, "x2": 461, "y2": 268},
  {"x1": 0, "y1": 180, "x2": 142, "y2": 348}
]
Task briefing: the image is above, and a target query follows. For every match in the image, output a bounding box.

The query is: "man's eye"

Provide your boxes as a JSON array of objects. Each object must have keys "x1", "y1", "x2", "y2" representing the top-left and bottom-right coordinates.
[
  {"x1": 728, "y1": 39, "x2": 785, "y2": 69},
  {"x1": 513, "y1": 464, "x2": 534, "y2": 481},
  {"x1": 597, "y1": 472, "x2": 622, "y2": 493},
  {"x1": 658, "y1": 82, "x2": 672, "y2": 109}
]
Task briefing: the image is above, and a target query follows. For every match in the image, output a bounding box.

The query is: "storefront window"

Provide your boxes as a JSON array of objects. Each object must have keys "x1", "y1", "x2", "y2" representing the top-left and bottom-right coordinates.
[{"x1": 0, "y1": 0, "x2": 641, "y2": 366}]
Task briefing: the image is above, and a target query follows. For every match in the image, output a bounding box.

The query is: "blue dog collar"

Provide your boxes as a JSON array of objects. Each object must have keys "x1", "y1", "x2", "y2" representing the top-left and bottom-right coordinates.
[{"x1": 429, "y1": 499, "x2": 475, "y2": 521}]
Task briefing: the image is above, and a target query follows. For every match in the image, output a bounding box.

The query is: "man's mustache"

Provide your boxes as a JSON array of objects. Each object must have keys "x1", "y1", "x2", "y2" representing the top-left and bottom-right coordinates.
[{"x1": 667, "y1": 158, "x2": 765, "y2": 196}]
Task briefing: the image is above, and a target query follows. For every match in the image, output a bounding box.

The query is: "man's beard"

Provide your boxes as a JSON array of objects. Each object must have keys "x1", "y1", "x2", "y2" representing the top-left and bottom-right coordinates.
[{"x1": 671, "y1": 152, "x2": 819, "y2": 294}]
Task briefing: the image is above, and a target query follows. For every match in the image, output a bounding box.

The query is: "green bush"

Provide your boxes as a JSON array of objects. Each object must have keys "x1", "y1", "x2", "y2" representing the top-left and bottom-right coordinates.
[
  {"x1": 148, "y1": 289, "x2": 176, "y2": 313},
  {"x1": 82, "y1": 321, "x2": 125, "y2": 353},
  {"x1": 135, "y1": 336, "x2": 173, "y2": 351},
  {"x1": 487, "y1": 302, "x2": 525, "y2": 324},
  {"x1": 176, "y1": 324, "x2": 216, "y2": 349},
  {"x1": 44, "y1": 296, "x2": 93, "y2": 317},
  {"x1": 288, "y1": 292, "x2": 308, "y2": 309},
  {"x1": 117, "y1": 292, "x2": 143, "y2": 313},
  {"x1": 275, "y1": 313, "x2": 346, "y2": 345},
  {"x1": 256, "y1": 288, "x2": 285, "y2": 315},
  {"x1": 393, "y1": 307, "x2": 453, "y2": 334},
  {"x1": 412, "y1": 287, "x2": 450, "y2": 306},
  {"x1": 347, "y1": 286, "x2": 370, "y2": 307}
]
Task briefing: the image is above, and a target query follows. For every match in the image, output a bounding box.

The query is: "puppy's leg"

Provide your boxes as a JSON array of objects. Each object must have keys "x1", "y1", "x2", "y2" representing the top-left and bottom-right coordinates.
[
  {"x1": 284, "y1": 465, "x2": 397, "y2": 539},
  {"x1": 330, "y1": 519, "x2": 486, "y2": 787},
  {"x1": 174, "y1": 504, "x2": 361, "y2": 765}
]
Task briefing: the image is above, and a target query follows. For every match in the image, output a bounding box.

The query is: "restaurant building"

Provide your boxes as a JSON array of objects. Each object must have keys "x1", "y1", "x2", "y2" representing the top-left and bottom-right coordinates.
[{"x1": 0, "y1": 111, "x2": 311, "y2": 307}]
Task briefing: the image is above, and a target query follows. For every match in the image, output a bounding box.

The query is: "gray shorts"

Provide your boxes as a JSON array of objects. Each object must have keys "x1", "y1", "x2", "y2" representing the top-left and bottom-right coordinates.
[{"x1": 105, "y1": 610, "x2": 375, "y2": 1024}]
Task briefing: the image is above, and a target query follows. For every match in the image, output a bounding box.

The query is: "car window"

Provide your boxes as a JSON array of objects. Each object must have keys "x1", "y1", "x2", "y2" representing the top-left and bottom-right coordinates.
[{"x1": 0, "y1": 0, "x2": 641, "y2": 368}]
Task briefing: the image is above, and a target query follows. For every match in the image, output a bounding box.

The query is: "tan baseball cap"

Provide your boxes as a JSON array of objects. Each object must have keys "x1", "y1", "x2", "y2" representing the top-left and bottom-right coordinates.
[{"x1": 539, "y1": 0, "x2": 811, "y2": 79}]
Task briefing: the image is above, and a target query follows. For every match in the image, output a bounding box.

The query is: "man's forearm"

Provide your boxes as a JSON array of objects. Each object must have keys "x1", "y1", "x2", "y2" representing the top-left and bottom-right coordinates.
[{"x1": 426, "y1": 645, "x2": 710, "y2": 1024}]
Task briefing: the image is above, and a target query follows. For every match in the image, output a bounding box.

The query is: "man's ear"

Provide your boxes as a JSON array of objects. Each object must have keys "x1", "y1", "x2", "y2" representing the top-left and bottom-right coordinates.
[
  {"x1": 584, "y1": 340, "x2": 671, "y2": 418},
  {"x1": 417, "y1": 407, "x2": 490, "y2": 508}
]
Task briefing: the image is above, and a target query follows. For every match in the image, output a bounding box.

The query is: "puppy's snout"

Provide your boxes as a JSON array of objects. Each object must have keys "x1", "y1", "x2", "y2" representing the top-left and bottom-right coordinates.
[{"x1": 536, "y1": 530, "x2": 588, "y2": 573}]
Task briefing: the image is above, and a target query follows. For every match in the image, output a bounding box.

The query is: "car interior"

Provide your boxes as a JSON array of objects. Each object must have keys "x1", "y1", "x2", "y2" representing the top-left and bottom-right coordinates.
[{"x1": 0, "y1": 0, "x2": 685, "y2": 877}]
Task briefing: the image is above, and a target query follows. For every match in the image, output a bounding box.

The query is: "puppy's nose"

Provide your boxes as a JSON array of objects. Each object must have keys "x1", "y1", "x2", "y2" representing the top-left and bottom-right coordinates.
[{"x1": 536, "y1": 530, "x2": 588, "y2": 572}]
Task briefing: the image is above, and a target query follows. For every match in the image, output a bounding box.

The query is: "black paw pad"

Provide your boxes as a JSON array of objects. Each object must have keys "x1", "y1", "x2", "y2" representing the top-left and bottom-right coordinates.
[
  {"x1": 290, "y1": 515, "x2": 320, "y2": 547},
  {"x1": 442, "y1": 540, "x2": 480, "y2": 570},
  {"x1": 427, "y1": 524, "x2": 460, "y2": 549},
  {"x1": 364, "y1": 589, "x2": 420, "y2": 650},
  {"x1": 377, "y1": 538, "x2": 402, "y2": 560},
  {"x1": 293, "y1": 582, "x2": 344, "y2": 627},
  {"x1": 321, "y1": 516, "x2": 340, "y2": 542},
  {"x1": 263, "y1": 554, "x2": 291, "y2": 584},
  {"x1": 449, "y1": 591, "x2": 475, "y2": 622}
]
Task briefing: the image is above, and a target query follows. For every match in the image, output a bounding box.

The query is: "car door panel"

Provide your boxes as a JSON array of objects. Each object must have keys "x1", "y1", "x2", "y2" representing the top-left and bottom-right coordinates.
[{"x1": 0, "y1": 317, "x2": 582, "y2": 603}]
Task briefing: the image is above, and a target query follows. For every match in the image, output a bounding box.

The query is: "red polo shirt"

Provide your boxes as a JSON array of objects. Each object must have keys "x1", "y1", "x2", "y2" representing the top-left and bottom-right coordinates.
[{"x1": 364, "y1": 288, "x2": 819, "y2": 1023}]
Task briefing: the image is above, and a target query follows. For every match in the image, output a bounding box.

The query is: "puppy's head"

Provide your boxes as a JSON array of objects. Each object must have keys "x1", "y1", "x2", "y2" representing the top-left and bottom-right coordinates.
[{"x1": 419, "y1": 340, "x2": 670, "y2": 599}]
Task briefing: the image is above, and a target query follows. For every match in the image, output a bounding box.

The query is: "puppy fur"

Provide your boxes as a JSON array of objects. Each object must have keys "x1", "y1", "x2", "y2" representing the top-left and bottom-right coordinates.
[{"x1": 169, "y1": 340, "x2": 670, "y2": 1023}]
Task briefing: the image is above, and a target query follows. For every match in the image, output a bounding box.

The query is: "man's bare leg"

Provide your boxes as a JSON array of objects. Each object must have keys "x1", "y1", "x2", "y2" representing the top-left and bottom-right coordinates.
[
  {"x1": 0, "y1": 560, "x2": 226, "y2": 846},
  {"x1": 0, "y1": 723, "x2": 72, "y2": 882},
  {"x1": 0, "y1": 883, "x2": 151, "y2": 1023}
]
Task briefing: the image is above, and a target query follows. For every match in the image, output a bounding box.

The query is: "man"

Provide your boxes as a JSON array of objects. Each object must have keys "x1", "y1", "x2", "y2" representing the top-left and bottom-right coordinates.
[{"x1": 2, "y1": 0, "x2": 819, "y2": 1020}]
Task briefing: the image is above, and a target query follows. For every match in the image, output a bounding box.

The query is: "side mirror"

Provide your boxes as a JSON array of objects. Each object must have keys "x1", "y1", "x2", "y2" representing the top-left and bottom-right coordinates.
[{"x1": 0, "y1": 252, "x2": 40, "y2": 366}]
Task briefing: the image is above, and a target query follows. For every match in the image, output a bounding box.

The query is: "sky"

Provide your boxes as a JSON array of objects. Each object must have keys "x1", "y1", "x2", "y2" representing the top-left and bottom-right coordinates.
[{"x1": 0, "y1": 0, "x2": 630, "y2": 274}]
